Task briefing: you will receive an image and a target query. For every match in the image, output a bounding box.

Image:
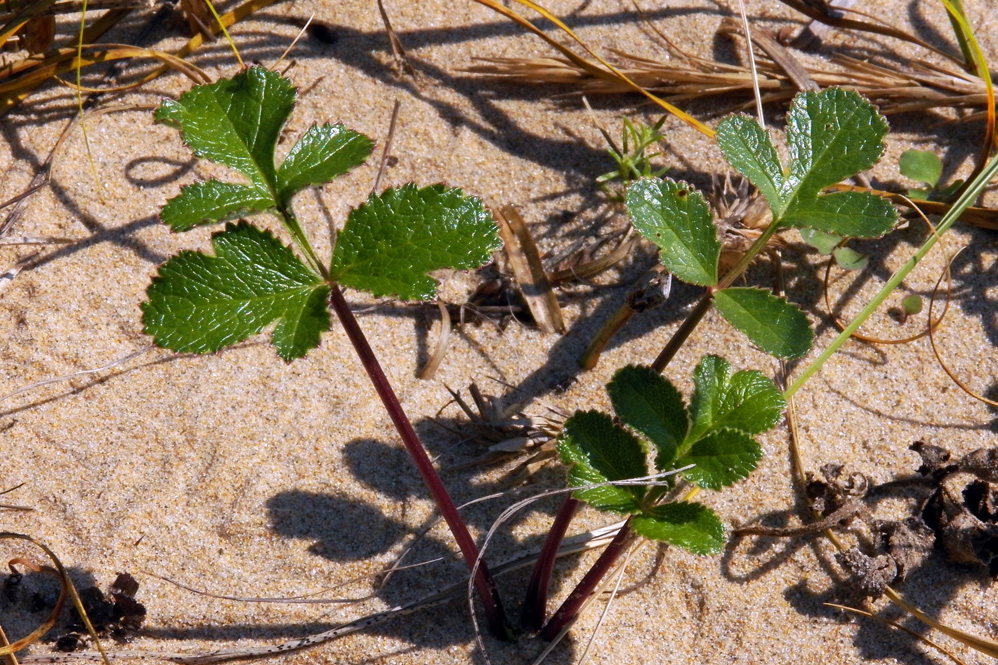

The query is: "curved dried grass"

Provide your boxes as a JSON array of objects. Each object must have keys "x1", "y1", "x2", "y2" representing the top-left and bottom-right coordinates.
[{"x1": 0, "y1": 533, "x2": 109, "y2": 665}]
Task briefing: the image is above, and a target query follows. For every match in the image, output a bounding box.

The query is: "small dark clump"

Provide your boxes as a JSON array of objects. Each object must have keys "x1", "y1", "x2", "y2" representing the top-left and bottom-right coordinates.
[{"x1": 53, "y1": 572, "x2": 147, "y2": 650}]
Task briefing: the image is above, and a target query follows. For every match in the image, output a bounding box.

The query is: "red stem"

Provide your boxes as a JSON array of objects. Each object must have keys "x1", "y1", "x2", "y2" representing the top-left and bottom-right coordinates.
[
  {"x1": 540, "y1": 519, "x2": 635, "y2": 641},
  {"x1": 521, "y1": 497, "x2": 580, "y2": 632},
  {"x1": 327, "y1": 284, "x2": 510, "y2": 639}
]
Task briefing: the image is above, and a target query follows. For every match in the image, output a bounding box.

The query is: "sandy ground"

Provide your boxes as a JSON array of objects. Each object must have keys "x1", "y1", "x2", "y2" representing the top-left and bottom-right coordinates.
[{"x1": 2, "y1": 0, "x2": 998, "y2": 663}]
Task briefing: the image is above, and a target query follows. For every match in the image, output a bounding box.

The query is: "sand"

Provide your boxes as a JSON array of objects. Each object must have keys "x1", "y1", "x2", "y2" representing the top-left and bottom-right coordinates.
[{"x1": 2, "y1": 0, "x2": 997, "y2": 663}]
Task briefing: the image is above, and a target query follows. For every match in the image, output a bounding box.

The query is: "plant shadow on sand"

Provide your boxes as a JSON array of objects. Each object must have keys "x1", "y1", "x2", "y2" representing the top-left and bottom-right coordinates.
[{"x1": 264, "y1": 419, "x2": 585, "y2": 661}]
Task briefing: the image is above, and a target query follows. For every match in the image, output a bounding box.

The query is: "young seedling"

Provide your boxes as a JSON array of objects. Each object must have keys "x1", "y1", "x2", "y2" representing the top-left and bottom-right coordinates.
[
  {"x1": 141, "y1": 66, "x2": 511, "y2": 637},
  {"x1": 525, "y1": 357, "x2": 785, "y2": 636},
  {"x1": 595, "y1": 115, "x2": 669, "y2": 199}
]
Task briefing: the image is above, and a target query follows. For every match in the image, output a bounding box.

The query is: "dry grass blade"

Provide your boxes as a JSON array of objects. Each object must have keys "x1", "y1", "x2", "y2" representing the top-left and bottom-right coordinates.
[
  {"x1": 927, "y1": 249, "x2": 998, "y2": 407},
  {"x1": 14, "y1": 527, "x2": 622, "y2": 664},
  {"x1": 731, "y1": 19, "x2": 818, "y2": 93},
  {"x1": 467, "y1": 34, "x2": 990, "y2": 117},
  {"x1": 495, "y1": 205, "x2": 565, "y2": 334},
  {"x1": 0, "y1": 253, "x2": 36, "y2": 296},
  {"x1": 0, "y1": 4, "x2": 130, "y2": 115},
  {"x1": 468, "y1": 0, "x2": 714, "y2": 137},
  {"x1": 824, "y1": 604, "x2": 968, "y2": 664},
  {"x1": 774, "y1": 0, "x2": 956, "y2": 60},
  {"x1": 0, "y1": 0, "x2": 58, "y2": 49},
  {"x1": 0, "y1": 621, "x2": 19, "y2": 665},
  {"x1": 0, "y1": 0, "x2": 277, "y2": 115},
  {"x1": 376, "y1": 0, "x2": 414, "y2": 77},
  {"x1": 417, "y1": 301, "x2": 451, "y2": 380},
  {"x1": 0, "y1": 43, "x2": 209, "y2": 105},
  {"x1": 0, "y1": 534, "x2": 109, "y2": 665},
  {"x1": 0, "y1": 347, "x2": 151, "y2": 405}
]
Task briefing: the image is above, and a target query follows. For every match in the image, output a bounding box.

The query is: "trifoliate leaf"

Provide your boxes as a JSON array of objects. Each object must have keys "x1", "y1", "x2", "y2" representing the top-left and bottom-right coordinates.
[
  {"x1": 557, "y1": 410, "x2": 647, "y2": 513},
  {"x1": 631, "y1": 502, "x2": 726, "y2": 555},
  {"x1": 716, "y1": 88, "x2": 897, "y2": 239},
  {"x1": 161, "y1": 181, "x2": 275, "y2": 231},
  {"x1": 899, "y1": 149, "x2": 943, "y2": 188},
  {"x1": 714, "y1": 287, "x2": 813, "y2": 359},
  {"x1": 330, "y1": 184, "x2": 502, "y2": 301},
  {"x1": 626, "y1": 178, "x2": 720, "y2": 286},
  {"x1": 607, "y1": 364, "x2": 688, "y2": 471},
  {"x1": 678, "y1": 429, "x2": 762, "y2": 490},
  {"x1": 142, "y1": 221, "x2": 330, "y2": 361},
  {"x1": 156, "y1": 66, "x2": 372, "y2": 231},
  {"x1": 276, "y1": 124, "x2": 374, "y2": 205},
  {"x1": 688, "y1": 355, "x2": 786, "y2": 441}
]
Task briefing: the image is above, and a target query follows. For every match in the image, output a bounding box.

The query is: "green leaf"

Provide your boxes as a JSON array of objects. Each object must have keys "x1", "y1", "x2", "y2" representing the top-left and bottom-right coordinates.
[
  {"x1": 798, "y1": 227, "x2": 841, "y2": 254},
  {"x1": 276, "y1": 124, "x2": 374, "y2": 205},
  {"x1": 832, "y1": 245, "x2": 868, "y2": 271},
  {"x1": 626, "y1": 178, "x2": 720, "y2": 286},
  {"x1": 688, "y1": 355, "x2": 786, "y2": 441},
  {"x1": 902, "y1": 294, "x2": 923, "y2": 316},
  {"x1": 331, "y1": 184, "x2": 502, "y2": 301},
  {"x1": 631, "y1": 502, "x2": 725, "y2": 555},
  {"x1": 607, "y1": 364, "x2": 688, "y2": 471},
  {"x1": 714, "y1": 115, "x2": 784, "y2": 209},
  {"x1": 161, "y1": 181, "x2": 275, "y2": 231},
  {"x1": 141, "y1": 221, "x2": 330, "y2": 361},
  {"x1": 899, "y1": 149, "x2": 943, "y2": 188},
  {"x1": 679, "y1": 429, "x2": 762, "y2": 490},
  {"x1": 155, "y1": 66, "x2": 295, "y2": 191},
  {"x1": 783, "y1": 88, "x2": 888, "y2": 200},
  {"x1": 779, "y1": 190, "x2": 898, "y2": 238},
  {"x1": 714, "y1": 287, "x2": 813, "y2": 359},
  {"x1": 557, "y1": 410, "x2": 647, "y2": 513},
  {"x1": 155, "y1": 67, "x2": 372, "y2": 232},
  {"x1": 717, "y1": 88, "x2": 897, "y2": 239}
]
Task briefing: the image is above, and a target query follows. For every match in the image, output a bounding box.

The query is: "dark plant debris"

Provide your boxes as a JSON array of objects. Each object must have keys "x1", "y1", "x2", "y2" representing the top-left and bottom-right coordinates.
[
  {"x1": 734, "y1": 443, "x2": 998, "y2": 598},
  {"x1": 53, "y1": 573, "x2": 146, "y2": 651}
]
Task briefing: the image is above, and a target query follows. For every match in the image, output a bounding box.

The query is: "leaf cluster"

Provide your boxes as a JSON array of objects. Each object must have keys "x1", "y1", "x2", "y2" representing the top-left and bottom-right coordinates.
[
  {"x1": 141, "y1": 66, "x2": 502, "y2": 360},
  {"x1": 626, "y1": 88, "x2": 899, "y2": 360},
  {"x1": 556, "y1": 356, "x2": 785, "y2": 554}
]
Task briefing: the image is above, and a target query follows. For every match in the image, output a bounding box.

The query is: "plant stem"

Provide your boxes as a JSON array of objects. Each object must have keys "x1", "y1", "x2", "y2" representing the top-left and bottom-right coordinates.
[
  {"x1": 540, "y1": 519, "x2": 636, "y2": 641},
  {"x1": 280, "y1": 206, "x2": 325, "y2": 278},
  {"x1": 326, "y1": 284, "x2": 510, "y2": 639},
  {"x1": 650, "y1": 289, "x2": 714, "y2": 373},
  {"x1": 651, "y1": 217, "x2": 782, "y2": 373},
  {"x1": 785, "y1": 154, "x2": 998, "y2": 398},
  {"x1": 521, "y1": 497, "x2": 580, "y2": 632}
]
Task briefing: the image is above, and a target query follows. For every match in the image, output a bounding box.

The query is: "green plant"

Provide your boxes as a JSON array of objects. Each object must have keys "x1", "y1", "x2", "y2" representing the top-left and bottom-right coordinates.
[
  {"x1": 595, "y1": 115, "x2": 668, "y2": 197},
  {"x1": 526, "y1": 87, "x2": 910, "y2": 641},
  {"x1": 525, "y1": 358, "x2": 784, "y2": 637},
  {"x1": 624, "y1": 89, "x2": 898, "y2": 371},
  {"x1": 142, "y1": 65, "x2": 511, "y2": 637}
]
